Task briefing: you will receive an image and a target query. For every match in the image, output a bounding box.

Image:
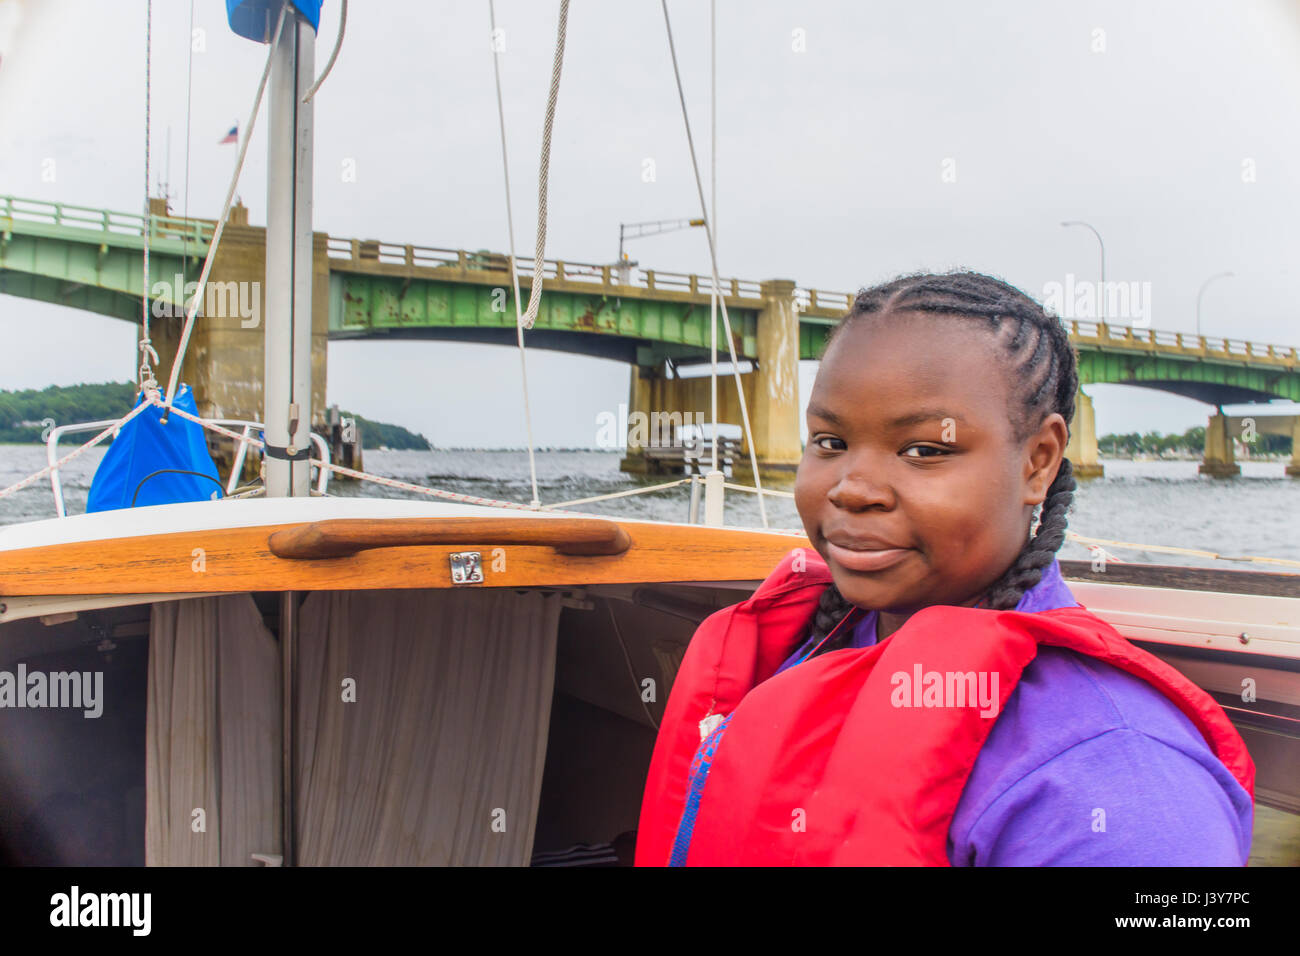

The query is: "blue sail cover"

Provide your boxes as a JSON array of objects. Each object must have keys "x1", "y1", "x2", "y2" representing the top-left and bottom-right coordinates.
[
  {"x1": 86, "y1": 384, "x2": 223, "y2": 513},
  {"x1": 226, "y1": 0, "x2": 323, "y2": 42}
]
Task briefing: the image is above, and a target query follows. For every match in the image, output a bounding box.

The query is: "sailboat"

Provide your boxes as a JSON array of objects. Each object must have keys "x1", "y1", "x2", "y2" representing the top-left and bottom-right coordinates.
[{"x1": 0, "y1": 0, "x2": 1296, "y2": 867}]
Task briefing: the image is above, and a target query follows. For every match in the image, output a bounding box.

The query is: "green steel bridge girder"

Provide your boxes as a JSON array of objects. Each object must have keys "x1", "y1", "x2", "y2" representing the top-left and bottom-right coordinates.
[
  {"x1": 328, "y1": 272, "x2": 762, "y2": 366},
  {"x1": 3, "y1": 217, "x2": 1298, "y2": 406},
  {"x1": 1076, "y1": 349, "x2": 1300, "y2": 404},
  {"x1": 325, "y1": 277, "x2": 1300, "y2": 405},
  {"x1": 0, "y1": 229, "x2": 203, "y2": 322}
]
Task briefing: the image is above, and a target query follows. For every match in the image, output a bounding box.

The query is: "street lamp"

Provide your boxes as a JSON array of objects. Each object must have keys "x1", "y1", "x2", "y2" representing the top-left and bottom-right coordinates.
[
  {"x1": 1195, "y1": 271, "x2": 1234, "y2": 339},
  {"x1": 1061, "y1": 220, "x2": 1106, "y2": 323},
  {"x1": 614, "y1": 217, "x2": 706, "y2": 283}
]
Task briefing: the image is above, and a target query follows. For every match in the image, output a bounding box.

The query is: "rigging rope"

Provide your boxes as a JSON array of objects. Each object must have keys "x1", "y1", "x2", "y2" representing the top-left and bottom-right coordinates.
[
  {"x1": 489, "y1": 0, "x2": 542, "y2": 510},
  {"x1": 182, "y1": 0, "x2": 195, "y2": 281},
  {"x1": 138, "y1": 0, "x2": 157, "y2": 393},
  {"x1": 709, "y1": 0, "x2": 718, "y2": 474},
  {"x1": 661, "y1": 0, "x2": 768, "y2": 527},
  {"x1": 163, "y1": 2, "x2": 288, "y2": 413},
  {"x1": 301, "y1": 0, "x2": 346, "y2": 103},
  {"x1": 517, "y1": 0, "x2": 570, "y2": 331},
  {"x1": 0, "y1": 401, "x2": 156, "y2": 501}
]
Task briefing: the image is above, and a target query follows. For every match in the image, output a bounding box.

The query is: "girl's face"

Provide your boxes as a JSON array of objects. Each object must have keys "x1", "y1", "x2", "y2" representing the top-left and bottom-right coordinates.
[{"x1": 794, "y1": 312, "x2": 1067, "y2": 616}]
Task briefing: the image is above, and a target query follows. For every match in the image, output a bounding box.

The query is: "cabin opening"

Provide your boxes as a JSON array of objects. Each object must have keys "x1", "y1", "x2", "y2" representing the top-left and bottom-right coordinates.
[{"x1": 0, "y1": 580, "x2": 1297, "y2": 866}]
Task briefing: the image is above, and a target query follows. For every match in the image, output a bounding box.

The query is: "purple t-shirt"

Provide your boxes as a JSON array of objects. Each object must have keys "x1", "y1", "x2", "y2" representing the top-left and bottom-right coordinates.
[{"x1": 774, "y1": 559, "x2": 1254, "y2": 865}]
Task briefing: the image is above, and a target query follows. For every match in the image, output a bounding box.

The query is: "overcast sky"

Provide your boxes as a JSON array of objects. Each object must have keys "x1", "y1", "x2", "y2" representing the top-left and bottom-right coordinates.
[{"x1": 2, "y1": 0, "x2": 1299, "y2": 448}]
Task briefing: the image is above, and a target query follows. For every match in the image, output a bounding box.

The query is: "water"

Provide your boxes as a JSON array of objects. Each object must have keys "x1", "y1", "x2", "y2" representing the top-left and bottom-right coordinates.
[{"x1": 2, "y1": 444, "x2": 1298, "y2": 569}]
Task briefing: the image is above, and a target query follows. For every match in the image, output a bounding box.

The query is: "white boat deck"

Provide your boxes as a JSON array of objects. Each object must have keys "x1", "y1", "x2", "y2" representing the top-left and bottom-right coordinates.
[{"x1": 0, "y1": 494, "x2": 804, "y2": 552}]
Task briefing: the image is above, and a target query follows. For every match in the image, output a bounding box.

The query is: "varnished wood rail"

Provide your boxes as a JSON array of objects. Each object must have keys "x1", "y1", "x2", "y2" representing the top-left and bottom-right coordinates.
[{"x1": 267, "y1": 516, "x2": 633, "y2": 559}]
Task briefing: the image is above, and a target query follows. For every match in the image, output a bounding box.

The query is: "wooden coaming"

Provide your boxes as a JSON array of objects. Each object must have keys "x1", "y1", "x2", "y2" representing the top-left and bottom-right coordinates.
[{"x1": 0, "y1": 515, "x2": 808, "y2": 596}]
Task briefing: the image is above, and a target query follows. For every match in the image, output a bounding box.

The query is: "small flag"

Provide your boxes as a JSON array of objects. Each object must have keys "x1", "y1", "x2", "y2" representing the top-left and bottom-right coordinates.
[{"x1": 219, "y1": 125, "x2": 238, "y2": 145}]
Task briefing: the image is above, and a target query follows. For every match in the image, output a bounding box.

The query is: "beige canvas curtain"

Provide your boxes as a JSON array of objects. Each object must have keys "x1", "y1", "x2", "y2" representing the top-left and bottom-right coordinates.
[
  {"x1": 145, "y1": 588, "x2": 561, "y2": 866},
  {"x1": 145, "y1": 594, "x2": 281, "y2": 865}
]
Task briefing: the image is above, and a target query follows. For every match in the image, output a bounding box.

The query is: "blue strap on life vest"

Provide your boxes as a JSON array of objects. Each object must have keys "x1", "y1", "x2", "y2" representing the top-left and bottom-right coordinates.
[
  {"x1": 668, "y1": 714, "x2": 733, "y2": 866},
  {"x1": 666, "y1": 603, "x2": 868, "y2": 865}
]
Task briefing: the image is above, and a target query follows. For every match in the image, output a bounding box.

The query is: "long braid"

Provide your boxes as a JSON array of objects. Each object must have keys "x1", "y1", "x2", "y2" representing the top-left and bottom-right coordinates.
[
  {"x1": 982, "y1": 458, "x2": 1076, "y2": 609},
  {"x1": 802, "y1": 269, "x2": 1081, "y2": 651},
  {"x1": 808, "y1": 581, "x2": 857, "y2": 653}
]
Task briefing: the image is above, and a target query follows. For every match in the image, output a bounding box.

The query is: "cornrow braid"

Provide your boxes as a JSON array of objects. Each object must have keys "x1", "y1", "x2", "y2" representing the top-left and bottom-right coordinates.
[
  {"x1": 803, "y1": 270, "x2": 1081, "y2": 656},
  {"x1": 808, "y1": 580, "x2": 858, "y2": 654}
]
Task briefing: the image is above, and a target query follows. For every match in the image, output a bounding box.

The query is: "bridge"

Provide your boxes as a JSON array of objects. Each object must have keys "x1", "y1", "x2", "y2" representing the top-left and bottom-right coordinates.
[{"x1": 3, "y1": 193, "x2": 1299, "y2": 479}]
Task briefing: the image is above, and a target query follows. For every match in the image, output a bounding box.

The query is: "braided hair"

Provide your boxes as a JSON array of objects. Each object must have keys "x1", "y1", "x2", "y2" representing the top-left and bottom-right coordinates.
[{"x1": 802, "y1": 270, "x2": 1080, "y2": 656}]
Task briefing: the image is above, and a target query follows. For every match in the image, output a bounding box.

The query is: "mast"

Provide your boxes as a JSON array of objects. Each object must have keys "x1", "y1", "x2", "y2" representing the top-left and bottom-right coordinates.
[
  {"x1": 265, "y1": 0, "x2": 316, "y2": 872},
  {"x1": 226, "y1": 0, "x2": 324, "y2": 870},
  {"x1": 264, "y1": 2, "x2": 316, "y2": 498}
]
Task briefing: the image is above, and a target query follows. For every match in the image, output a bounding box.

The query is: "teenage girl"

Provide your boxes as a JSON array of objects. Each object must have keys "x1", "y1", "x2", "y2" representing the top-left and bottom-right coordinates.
[{"x1": 635, "y1": 271, "x2": 1254, "y2": 866}]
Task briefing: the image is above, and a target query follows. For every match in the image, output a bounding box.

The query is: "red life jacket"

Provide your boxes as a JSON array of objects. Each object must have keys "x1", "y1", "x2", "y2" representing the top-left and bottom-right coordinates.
[{"x1": 634, "y1": 548, "x2": 1256, "y2": 866}]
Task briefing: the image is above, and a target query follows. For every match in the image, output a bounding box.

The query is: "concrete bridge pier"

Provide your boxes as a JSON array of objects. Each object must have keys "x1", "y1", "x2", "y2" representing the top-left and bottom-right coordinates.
[
  {"x1": 1290, "y1": 417, "x2": 1300, "y2": 478},
  {"x1": 1199, "y1": 411, "x2": 1240, "y2": 478},
  {"x1": 1224, "y1": 413, "x2": 1300, "y2": 476},
  {"x1": 617, "y1": 362, "x2": 758, "y2": 474},
  {"x1": 743, "y1": 279, "x2": 804, "y2": 477},
  {"x1": 139, "y1": 203, "x2": 331, "y2": 482},
  {"x1": 618, "y1": 279, "x2": 803, "y2": 481},
  {"x1": 1064, "y1": 387, "x2": 1104, "y2": 479}
]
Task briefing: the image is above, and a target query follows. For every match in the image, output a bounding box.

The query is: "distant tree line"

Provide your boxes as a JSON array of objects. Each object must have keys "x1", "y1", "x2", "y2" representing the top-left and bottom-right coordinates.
[
  {"x1": 0, "y1": 382, "x2": 430, "y2": 450},
  {"x1": 0, "y1": 382, "x2": 137, "y2": 443},
  {"x1": 334, "y1": 411, "x2": 431, "y2": 451},
  {"x1": 1099, "y1": 425, "x2": 1292, "y2": 457}
]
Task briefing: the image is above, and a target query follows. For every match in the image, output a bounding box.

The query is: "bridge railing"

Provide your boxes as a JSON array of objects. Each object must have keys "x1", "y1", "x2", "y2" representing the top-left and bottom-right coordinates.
[
  {"x1": 323, "y1": 237, "x2": 859, "y2": 315},
  {"x1": 794, "y1": 288, "x2": 854, "y2": 313},
  {"x1": 326, "y1": 236, "x2": 779, "y2": 301},
  {"x1": 322, "y1": 237, "x2": 1300, "y2": 360},
  {"x1": 1068, "y1": 319, "x2": 1298, "y2": 364},
  {"x1": 0, "y1": 194, "x2": 213, "y2": 247}
]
